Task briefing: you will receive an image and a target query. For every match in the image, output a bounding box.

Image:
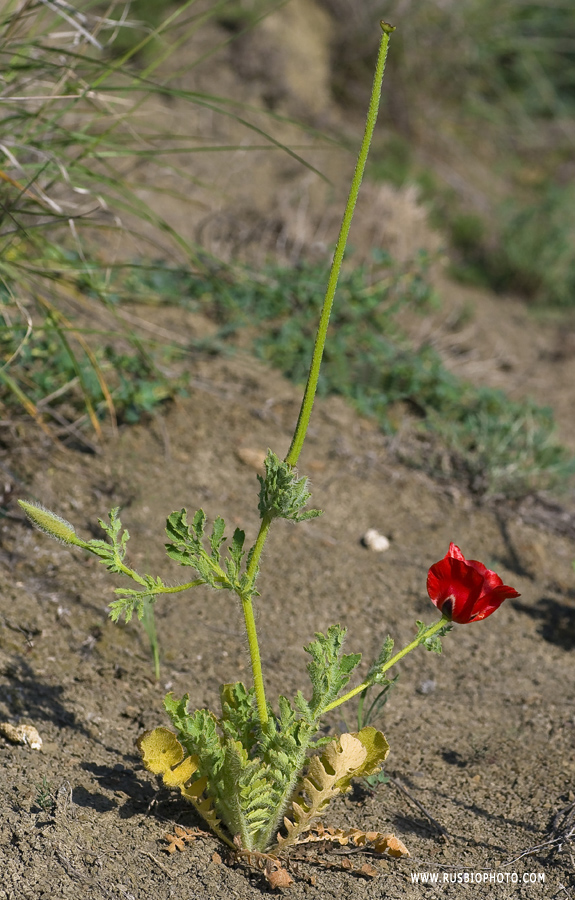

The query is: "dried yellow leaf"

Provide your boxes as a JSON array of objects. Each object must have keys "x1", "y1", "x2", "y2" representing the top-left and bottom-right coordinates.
[
  {"x1": 163, "y1": 754, "x2": 199, "y2": 788},
  {"x1": 322, "y1": 733, "x2": 367, "y2": 780},
  {"x1": 335, "y1": 726, "x2": 390, "y2": 791},
  {"x1": 138, "y1": 727, "x2": 185, "y2": 775},
  {"x1": 287, "y1": 822, "x2": 409, "y2": 858},
  {"x1": 137, "y1": 728, "x2": 235, "y2": 849},
  {"x1": 138, "y1": 728, "x2": 200, "y2": 793},
  {"x1": 278, "y1": 733, "x2": 373, "y2": 849}
]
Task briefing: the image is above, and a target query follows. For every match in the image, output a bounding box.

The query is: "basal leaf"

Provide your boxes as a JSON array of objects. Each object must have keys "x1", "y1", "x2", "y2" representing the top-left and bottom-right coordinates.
[
  {"x1": 335, "y1": 726, "x2": 390, "y2": 791},
  {"x1": 138, "y1": 726, "x2": 184, "y2": 774}
]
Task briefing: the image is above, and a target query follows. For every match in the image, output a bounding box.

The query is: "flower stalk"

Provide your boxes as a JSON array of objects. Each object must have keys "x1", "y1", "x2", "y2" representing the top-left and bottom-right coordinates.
[
  {"x1": 285, "y1": 22, "x2": 395, "y2": 469},
  {"x1": 237, "y1": 22, "x2": 395, "y2": 728},
  {"x1": 322, "y1": 615, "x2": 451, "y2": 715}
]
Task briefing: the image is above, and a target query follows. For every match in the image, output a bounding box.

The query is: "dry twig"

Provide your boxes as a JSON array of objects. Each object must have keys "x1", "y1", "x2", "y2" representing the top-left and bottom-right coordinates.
[{"x1": 389, "y1": 776, "x2": 449, "y2": 839}]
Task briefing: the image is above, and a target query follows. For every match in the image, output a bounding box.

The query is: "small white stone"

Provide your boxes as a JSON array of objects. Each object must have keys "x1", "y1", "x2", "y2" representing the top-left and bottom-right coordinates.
[{"x1": 362, "y1": 529, "x2": 391, "y2": 552}]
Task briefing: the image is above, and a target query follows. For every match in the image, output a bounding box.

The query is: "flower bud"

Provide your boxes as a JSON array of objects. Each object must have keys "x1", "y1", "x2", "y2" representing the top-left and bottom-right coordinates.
[{"x1": 18, "y1": 500, "x2": 84, "y2": 547}]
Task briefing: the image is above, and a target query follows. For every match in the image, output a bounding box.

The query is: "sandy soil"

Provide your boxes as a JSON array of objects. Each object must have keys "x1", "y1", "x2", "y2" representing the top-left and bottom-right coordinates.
[{"x1": 2, "y1": 343, "x2": 575, "y2": 898}]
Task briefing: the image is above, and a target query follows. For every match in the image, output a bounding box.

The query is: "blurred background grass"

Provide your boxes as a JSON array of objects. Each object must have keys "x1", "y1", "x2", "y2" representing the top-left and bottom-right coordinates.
[
  {"x1": 1, "y1": 0, "x2": 573, "y2": 498},
  {"x1": 324, "y1": 0, "x2": 575, "y2": 303}
]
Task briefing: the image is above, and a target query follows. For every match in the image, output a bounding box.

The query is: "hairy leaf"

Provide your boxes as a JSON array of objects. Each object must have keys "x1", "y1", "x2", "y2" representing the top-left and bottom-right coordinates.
[
  {"x1": 225, "y1": 528, "x2": 246, "y2": 582},
  {"x1": 367, "y1": 634, "x2": 394, "y2": 681},
  {"x1": 137, "y1": 727, "x2": 225, "y2": 843},
  {"x1": 305, "y1": 625, "x2": 362, "y2": 716},
  {"x1": 209, "y1": 516, "x2": 226, "y2": 560},
  {"x1": 164, "y1": 508, "x2": 252, "y2": 595},
  {"x1": 415, "y1": 619, "x2": 454, "y2": 653}
]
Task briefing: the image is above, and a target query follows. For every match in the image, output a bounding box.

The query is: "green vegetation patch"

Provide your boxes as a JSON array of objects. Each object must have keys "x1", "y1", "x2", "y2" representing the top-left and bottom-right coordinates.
[
  {"x1": 2, "y1": 247, "x2": 571, "y2": 496},
  {"x1": 153, "y1": 255, "x2": 573, "y2": 499},
  {"x1": 0, "y1": 249, "x2": 187, "y2": 436}
]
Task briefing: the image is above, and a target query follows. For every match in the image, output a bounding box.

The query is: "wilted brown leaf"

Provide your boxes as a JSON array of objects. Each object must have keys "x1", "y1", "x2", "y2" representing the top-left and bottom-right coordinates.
[
  {"x1": 372, "y1": 834, "x2": 409, "y2": 857},
  {"x1": 164, "y1": 825, "x2": 197, "y2": 854},
  {"x1": 358, "y1": 863, "x2": 378, "y2": 878},
  {"x1": 264, "y1": 861, "x2": 294, "y2": 889}
]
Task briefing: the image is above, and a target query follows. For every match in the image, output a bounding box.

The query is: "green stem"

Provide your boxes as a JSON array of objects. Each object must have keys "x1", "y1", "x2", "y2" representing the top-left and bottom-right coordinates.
[
  {"x1": 141, "y1": 596, "x2": 161, "y2": 681},
  {"x1": 152, "y1": 579, "x2": 204, "y2": 594},
  {"x1": 322, "y1": 615, "x2": 451, "y2": 715},
  {"x1": 100, "y1": 553, "x2": 204, "y2": 595},
  {"x1": 234, "y1": 22, "x2": 395, "y2": 730},
  {"x1": 241, "y1": 592, "x2": 268, "y2": 728},
  {"x1": 241, "y1": 515, "x2": 273, "y2": 728},
  {"x1": 357, "y1": 689, "x2": 367, "y2": 731},
  {"x1": 245, "y1": 516, "x2": 272, "y2": 586},
  {"x1": 285, "y1": 23, "x2": 394, "y2": 468}
]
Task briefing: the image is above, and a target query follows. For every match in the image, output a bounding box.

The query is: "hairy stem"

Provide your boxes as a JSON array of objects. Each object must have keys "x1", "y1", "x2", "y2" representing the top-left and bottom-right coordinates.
[
  {"x1": 235, "y1": 22, "x2": 395, "y2": 731},
  {"x1": 322, "y1": 615, "x2": 451, "y2": 715},
  {"x1": 241, "y1": 515, "x2": 273, "y2": 727},
  {"x1": 285, "y1": 23, "x2": 394, "y2": 468}
]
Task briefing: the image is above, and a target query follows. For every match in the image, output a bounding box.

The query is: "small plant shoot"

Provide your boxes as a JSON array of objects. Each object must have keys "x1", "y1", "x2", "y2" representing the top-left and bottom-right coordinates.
[{"x1": 19, "y1": 23, "x2": 519, "y2": 863}]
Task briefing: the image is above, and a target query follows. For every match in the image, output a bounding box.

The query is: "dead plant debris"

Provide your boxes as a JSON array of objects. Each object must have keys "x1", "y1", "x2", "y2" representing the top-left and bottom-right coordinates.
[
  {"x1": 161, "y1": 820, "x2": 407, "y2": 888},
  {"x1": 163, "y1": 825, "x2": 210, "y2": 854}
]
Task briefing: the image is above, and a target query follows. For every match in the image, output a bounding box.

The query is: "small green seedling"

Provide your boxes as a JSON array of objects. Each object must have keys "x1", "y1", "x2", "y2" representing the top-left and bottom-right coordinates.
[{"x1": 35, "y1": 776, "x2": 56, "y2": 814}]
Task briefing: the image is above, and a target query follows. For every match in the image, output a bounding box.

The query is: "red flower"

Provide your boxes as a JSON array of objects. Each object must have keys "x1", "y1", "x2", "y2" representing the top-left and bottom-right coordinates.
[{"x1": 427, "y1": 543, "x2": 520, "y2": 624}]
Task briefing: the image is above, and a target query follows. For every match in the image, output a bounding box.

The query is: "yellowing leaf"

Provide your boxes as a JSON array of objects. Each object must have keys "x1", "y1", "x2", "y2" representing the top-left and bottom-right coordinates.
[
  {"x1": 278, "y1": 733, "x2": 375, "y2": 849},
  {"x1": 182, "y1": 775, "x2": 209, "y2": 800},
  {"x1": 138, "y1": 727, "x2": 185, "y2": 775},
  {"x1": 335, "y1": 726, "x2": 390, "y2": 791},
  {"x1": 322, "y1": 733, "x2": 367, "y2": 780},
  {"x1": 138, "y1": 727, "x2": 200, "y2": 791},
  {"x1": 163, "y1": 755, "x2": 199, "y2": 788},
  {"x1": 138, "y1": 727, "x2": 235, "y2": 849}
]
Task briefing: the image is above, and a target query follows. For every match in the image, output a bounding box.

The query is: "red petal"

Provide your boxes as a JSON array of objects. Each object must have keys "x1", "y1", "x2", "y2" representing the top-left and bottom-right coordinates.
[
  {"x1": 447, "y1": 543, "x2": 465, "y2": 562},
  {"x1": 427, "y1": 556, "x2": 484, "y2": 622},
  {"x1": 466, "y1": 558, "x2": 504, "y2": 593},
  {"x1": 428, "y1": 545, "x2": 520, "y2": 624},
  {"x1": 469, "y1": 584, "x2": 521, "y2": 621}
]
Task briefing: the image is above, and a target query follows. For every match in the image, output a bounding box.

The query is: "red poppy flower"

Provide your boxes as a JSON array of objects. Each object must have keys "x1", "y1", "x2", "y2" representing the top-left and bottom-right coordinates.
[{"x1": 427, "y1": 543, "x2": 520, "y2": 624}]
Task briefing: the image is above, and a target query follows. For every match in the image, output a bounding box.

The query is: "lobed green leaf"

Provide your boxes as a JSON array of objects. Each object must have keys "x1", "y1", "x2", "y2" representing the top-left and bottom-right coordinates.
[{"x1": 305, "y1": 625, "x2": 362, "y2": 717}]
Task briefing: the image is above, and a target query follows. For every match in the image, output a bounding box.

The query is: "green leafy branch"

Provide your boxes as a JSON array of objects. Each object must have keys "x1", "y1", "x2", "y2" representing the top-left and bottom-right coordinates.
[
  {"x1": 321, "y1": 616, "x2": 454, "y2": 716},
  {"x1": 295, "y1": 625, "x2": 362, "y2": 722},
  {"x1": 18, "y1": 502, "x2": 204, "y2": 624},
  {"x1": 165, "y1": 507, "x2": 252, "y2": 593},
  {"x1": 414, "y1": 619, "x2": 454, "y2": 653}
]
